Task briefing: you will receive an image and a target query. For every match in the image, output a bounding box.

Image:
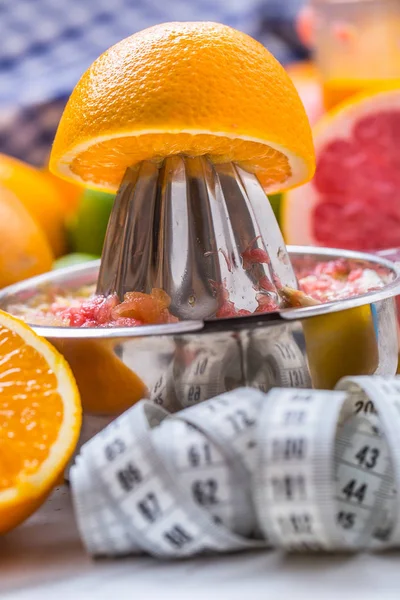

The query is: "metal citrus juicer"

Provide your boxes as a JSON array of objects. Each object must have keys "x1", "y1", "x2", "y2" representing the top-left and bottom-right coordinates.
[
  {"x1": 94, "y1": 150, "x2": 400, "y2": 404},
  {"x1": 0, "y1": 154, "x2": 399, "y2": 436},
  {"x1": 87, "y1": 153, "x2": 310, "y2": 417},
  {"x1": 96, "y1": 155, "x2": 299, "y2": 319}
]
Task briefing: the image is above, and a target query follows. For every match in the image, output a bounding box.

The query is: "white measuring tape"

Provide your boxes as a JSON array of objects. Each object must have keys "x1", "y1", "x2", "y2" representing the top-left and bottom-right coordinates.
[{"x1": 70, "y1": 375, "x2": 400, "y2": 559}]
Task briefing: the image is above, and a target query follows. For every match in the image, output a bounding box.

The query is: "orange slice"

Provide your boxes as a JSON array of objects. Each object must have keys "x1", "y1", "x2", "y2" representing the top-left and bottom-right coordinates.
[
  {"x1": 0, "y1": 310, "x2": 81, "y2": 533},
  {"x1": 50, "y1": 22, "x2": 315, "y2": 194}
]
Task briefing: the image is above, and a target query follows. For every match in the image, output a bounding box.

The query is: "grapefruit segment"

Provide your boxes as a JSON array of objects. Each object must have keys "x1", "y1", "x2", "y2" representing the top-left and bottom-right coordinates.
[{"x1": 283, "y1": 85, "x2": 400, "y2": 251}]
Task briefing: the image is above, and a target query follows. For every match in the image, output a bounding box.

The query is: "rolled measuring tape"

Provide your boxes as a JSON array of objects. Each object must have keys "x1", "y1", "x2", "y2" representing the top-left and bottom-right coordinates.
[
  {"x1": 65, "y1": 413, "x2": 115, "y2": 478},
  {"x1": 70, "y1": 375, "x2": 400, "y2": 558},
  {"x1": 246, "y1": 328, "x2": 311, "y2": 392},
  {"x1": 169, "y1": 336, "x2": 244, "y2": 409}
]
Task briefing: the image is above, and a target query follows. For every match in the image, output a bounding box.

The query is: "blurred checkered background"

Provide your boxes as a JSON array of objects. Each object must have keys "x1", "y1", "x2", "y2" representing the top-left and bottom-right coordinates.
[{"x1": 0, "y1": 0, "x2": 308, "y2": 166}]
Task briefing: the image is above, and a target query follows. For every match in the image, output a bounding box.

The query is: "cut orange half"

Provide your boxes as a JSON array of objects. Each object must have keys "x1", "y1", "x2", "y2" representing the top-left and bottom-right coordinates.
[
  {"x1": 0, "y1": 310, "x2": 81, "y2": 533},
  {"x1": 50, "y1": 22, "x2": 315, "y2": 195}
]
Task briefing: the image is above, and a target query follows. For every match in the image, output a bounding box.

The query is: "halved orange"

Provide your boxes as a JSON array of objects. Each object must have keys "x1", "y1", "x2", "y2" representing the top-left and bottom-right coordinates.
[
  {"x1": 0, "y1": 310, "x2": 81, "y2": 533},
  {"x1": 50, "y1": 22, "x2": 315, "y2": 195}
]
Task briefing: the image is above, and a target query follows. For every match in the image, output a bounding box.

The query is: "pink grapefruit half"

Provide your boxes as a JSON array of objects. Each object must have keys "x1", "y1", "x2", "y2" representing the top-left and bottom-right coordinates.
[{"x1": 283, "y1": 84, "x2": 400, "y2": 251}]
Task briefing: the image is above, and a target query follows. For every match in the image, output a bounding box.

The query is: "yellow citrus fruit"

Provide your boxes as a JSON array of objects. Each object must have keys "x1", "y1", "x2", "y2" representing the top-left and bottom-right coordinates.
[
  {"x1": 0, "y1": 154, "x2": 67, "y2": 257},
  {"x1": 0, "y1": 310, "x2": 81, "y2": 533},
  {"x1": 282, "y1": 83, "x2": 400, "y2": 251},
  {"x1": 0, "y1": 187, "x2": 53, "y2": 287},
  {"x1": 303, "y1": 306, "x2": 378, "y2": 389},
  {"x1": 50, "y1": 22, "x2": 315, "y2": 194}
]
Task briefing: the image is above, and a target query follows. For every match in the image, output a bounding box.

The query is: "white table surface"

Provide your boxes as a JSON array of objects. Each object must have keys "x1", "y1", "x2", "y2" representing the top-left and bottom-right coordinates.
[{"x1": 1, "y1": 486, "x2": 400, "y2": 600}]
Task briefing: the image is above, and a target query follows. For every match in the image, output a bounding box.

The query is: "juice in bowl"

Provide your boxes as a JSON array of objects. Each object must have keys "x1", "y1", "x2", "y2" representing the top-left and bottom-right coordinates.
[{"x1": 312, "y1": 0, "x2": 400, "y2": 110}]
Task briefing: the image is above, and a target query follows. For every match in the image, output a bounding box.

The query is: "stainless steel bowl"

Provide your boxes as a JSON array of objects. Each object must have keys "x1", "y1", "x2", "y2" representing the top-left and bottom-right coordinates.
[{"x1": 0, "y1": 246, "x2": 399, "y2": 440}]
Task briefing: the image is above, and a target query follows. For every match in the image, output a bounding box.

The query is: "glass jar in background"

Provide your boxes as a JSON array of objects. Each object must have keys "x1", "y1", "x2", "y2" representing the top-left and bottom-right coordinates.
[{"x1": 312, "y1": 0, "x2": 400, "y2": 110}]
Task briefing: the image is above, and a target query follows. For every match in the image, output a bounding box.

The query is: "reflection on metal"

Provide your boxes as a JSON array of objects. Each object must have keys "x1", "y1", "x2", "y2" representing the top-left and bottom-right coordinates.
[{"x1": 96, "y1": 156, "x2": 297, "y2": 319}]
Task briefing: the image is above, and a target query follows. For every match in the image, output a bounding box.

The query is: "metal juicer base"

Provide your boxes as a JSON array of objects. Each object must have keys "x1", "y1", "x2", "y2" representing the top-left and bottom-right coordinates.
[{"x1": 0, "y1": 246, "x2": 399, "y2": 423}]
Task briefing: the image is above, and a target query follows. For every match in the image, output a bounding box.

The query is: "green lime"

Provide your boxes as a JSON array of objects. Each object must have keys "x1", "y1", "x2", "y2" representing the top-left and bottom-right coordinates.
[
  {"x1": 67, "y1": 189, "x2": 115, "y2": 255},
  {"x1": 53, "y1": 253, "x2": 100, "y2": 270},
  {"x1": 268, "y1": 192, "x2": 282, "y2": 226}
]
